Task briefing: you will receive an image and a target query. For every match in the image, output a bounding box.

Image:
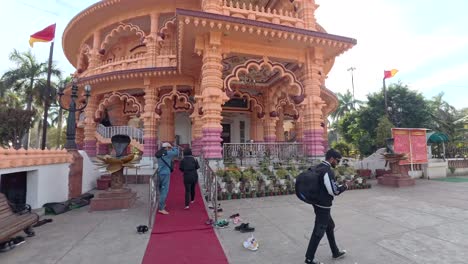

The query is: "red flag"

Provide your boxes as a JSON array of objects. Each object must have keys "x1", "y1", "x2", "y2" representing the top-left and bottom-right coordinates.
[
  {"x1": 29, "y1": 24, "x2": 56, "y2": 47},
  {"x1": 384, "y1": 69, "x2": 398, "y2": 79}
]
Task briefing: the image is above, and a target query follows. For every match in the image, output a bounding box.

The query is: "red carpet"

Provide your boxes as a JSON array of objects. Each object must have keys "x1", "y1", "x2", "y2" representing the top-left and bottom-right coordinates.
[{"x1": 142, "y1": 161, "x2": 228, "y2": 264}]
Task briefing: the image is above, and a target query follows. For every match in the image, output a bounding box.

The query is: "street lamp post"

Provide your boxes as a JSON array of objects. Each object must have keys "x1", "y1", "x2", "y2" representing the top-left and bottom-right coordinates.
[
  {"x1": 347, "y1": 67, "x2": 356, "y2": 108},
  {"x1": 58, "y1": 78, "x2": 91, "y2": 150}
]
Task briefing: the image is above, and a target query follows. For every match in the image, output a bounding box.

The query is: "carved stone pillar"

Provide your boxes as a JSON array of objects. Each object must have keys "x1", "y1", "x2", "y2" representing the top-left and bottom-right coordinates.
[
  {"x1": 202, "y1": 0, "x2": 223, "y2": 14},
  {"x1": 302, "y1": 48, "x2": 325, "y2": 156},
  {"x1": 159, "y1": 103, "x2": 175, "y2": 144},
  {"x1": 199, "y1": 32, "x2": 228, "y2": 159},
  {"x1": 76, "y1": 127, "x2": 84, "y2": 150},
  {"x1": 263, "y1": 115, "x2": 277, "y2": 142},
  {"x1": 190, "y1": 83, "x2": 203, "y2": 156},
  {"x1": 97, "y1": 143, "x2": 109, "y2": 155},
  {"x1": 275, "y1": 113, "x2": 285, "y2": 142},
  {"x1": 142, "y1": 80, "x2": 159, "y2": 157},
  {"x1": 89, "y1": 31, "x2": 102, "y2": 69},
  {"x1": 84, "y1": 95, "x2": 98, "y2": 157},
  {"x1": 297, "y1": 0, "x2": 318, "y2": 30},
  {"x1": 145, "y1": 13, "x2": 161, "y2": 67},
  {"x1": 250, "y1": 111, "x2": 257, "y2": 142},
  {"x1": 255, "y1": 115, "x2": 264, "y2": 142}
]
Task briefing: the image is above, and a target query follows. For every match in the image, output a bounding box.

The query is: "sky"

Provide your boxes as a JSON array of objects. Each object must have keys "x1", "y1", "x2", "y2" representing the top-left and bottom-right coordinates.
[{"x1": 0, "y1": 0, "x2": 467, "y2": 110}]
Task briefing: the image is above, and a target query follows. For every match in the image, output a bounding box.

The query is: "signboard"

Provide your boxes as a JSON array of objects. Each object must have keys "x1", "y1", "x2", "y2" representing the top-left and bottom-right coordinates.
[{"x1": 392, "y1": 128, "x2": 428, "y2": 165}]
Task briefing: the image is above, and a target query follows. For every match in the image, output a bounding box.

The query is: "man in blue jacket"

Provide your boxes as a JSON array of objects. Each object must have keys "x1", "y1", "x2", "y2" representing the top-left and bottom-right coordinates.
[
  {"x1": 157, "y1": 142, "x2": 179, "y2": 215},
  {"x1": 305, "y1": 149, "x2": 348, "y2": 264}
]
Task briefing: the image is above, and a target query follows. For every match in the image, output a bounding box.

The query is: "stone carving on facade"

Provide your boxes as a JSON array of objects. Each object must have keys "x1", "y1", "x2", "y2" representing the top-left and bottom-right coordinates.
[{"x1": 95, "y1": 92, "x2": 143, "y2": 121}]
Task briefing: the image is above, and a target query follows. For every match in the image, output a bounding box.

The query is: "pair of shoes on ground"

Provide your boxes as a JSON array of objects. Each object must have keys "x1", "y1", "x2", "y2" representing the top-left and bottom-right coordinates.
[
  {"x1": 305, "y1": 250, "x2": 347, "y2": 264},
  {"x1": 242, "y1": 235, "x2": 259, "y2": 251},
  {"x1": 0, "y1": 236, "x2": 25, "y2": 253},
  {"x1": 158, "y1": 209, "x2": 169, "y2": 215},
  {"x1": 234, "y1": 223, "x2": 255, "y2": 233},
  {"x1": 214, "y1": 219, "x2": 229, "y2": 228}
]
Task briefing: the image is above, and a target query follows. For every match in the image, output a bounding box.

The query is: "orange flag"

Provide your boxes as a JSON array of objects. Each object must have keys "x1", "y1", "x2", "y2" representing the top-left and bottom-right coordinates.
[
  {"x1": 384, "y1": 69, "x2": 398, "y2": 79},
  {"x1": 29, "y1": 24, "x2": 56, "y2": 47}
]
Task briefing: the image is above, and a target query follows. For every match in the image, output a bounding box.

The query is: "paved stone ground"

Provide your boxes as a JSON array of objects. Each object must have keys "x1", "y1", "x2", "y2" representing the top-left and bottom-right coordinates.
[
  {"x1": 2, "y1": 178, "x2": 468, "y2": 264},
  {"x1": 0, "y1": 184, "x2": 150, "y2": 264},
  {"x1": 216, "y1": 178, "x2": 468, "y2": 264}
]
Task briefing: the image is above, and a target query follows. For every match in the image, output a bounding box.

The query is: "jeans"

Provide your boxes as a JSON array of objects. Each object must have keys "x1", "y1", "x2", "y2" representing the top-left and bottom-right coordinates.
[
  {"x1": 305, "y1": 205, "x2": 340, "y2": 260},
  {"x1": 184, "y1": 183, "x2": 196, "y2": 206},
  {"x1": 158, "y1": 173, "x2": 170, "y2": 210}
]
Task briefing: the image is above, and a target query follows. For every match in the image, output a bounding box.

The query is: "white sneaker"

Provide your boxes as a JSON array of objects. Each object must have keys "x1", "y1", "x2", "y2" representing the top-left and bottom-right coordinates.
[
  {"x1": 184, "y1": 206, "x2": 189, "y2": 210},
  {"x1": 242, "y1": 235, "x2": 259, "y2": 251}
]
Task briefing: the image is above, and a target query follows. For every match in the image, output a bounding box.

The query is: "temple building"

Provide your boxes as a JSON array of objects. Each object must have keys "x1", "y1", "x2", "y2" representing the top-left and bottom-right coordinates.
[{"x1": 62, "y1": 0, "x2": 356, "y2": 162}]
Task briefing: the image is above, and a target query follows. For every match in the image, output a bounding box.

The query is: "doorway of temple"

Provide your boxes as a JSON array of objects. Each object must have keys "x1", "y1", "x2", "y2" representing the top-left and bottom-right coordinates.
[
  {"x1": 0, "y1": 171, "x2": 27, "y2": 206},
  {"x1": 221, "y1": 124, "x2": 231, "y2": 144}
]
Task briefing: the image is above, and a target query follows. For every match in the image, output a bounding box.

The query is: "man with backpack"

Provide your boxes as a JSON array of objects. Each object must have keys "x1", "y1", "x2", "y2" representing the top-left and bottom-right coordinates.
[
  {"x1": 155, "y1": 142, "x2": 179, "y2": 215},
  {"x1": 296, "y1": 149, "x2": 348, "y2": 264}
]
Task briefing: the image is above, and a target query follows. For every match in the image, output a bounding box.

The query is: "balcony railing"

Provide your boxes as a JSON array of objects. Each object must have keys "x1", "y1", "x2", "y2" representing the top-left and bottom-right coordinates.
[
  {"x1": 96, "y1": 124, "x2": 144, "y2": 144},
  {"x1": 222, "y1": 0, "x2": 305, "y2": 29},
  {"x1": 223, "y1": 142, "x2": 312, "y2": 166}
]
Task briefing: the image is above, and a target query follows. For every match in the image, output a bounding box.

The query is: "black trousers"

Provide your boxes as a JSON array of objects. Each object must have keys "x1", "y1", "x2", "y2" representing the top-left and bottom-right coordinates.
[
  {"x1": 184, "y1": 182, "x2": 196, "y2": 206},
  {"x1": 305, "y1": 205, "x2": 340, "y2": 260}
]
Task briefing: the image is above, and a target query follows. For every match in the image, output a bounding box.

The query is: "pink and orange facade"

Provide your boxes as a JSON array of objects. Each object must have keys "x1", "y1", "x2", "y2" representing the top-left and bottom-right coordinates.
[{"x1": 62, "y1": 0, "x2": 356, "y2": 160}]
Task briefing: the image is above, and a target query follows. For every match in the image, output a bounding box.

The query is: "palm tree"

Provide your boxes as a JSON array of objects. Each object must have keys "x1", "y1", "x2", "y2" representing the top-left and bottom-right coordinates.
[
  {"x1": 331, "y1": 90, "x2": 364, "y2": 121},
  {"x1": 2, "y1": 50, "x2": 61, "y2": 148}
]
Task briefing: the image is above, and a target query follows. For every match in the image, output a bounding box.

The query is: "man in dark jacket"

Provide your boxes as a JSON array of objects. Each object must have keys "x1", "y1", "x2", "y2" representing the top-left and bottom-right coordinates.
[
  {"x1": 305, "y1": 149, "x2": 348, "y2": 264},
  {"x1": 179, "y1": 148, "x2": 200, "y2": 209}
]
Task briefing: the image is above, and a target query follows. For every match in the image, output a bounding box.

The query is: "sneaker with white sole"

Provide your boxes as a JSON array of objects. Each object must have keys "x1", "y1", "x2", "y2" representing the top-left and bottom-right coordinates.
[
  {"x1": 333, "y1": 250, "x2": 347, "y2": 259},
  {"x1": 305, "y1": 259, "x2": 323, "y2": 264},
  {"x1": 243, "y1": 235, "x2": 259, "y2": 251}
]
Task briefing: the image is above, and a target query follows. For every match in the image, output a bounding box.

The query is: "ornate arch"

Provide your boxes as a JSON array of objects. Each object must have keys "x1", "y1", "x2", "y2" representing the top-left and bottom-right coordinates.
[
  {"x1": 94, "y1": 92, "x2": 142, "y2": 120},
  {"x1": 227, "y1": 89, "x2": 265, "y2": 118},
  {"x1": 155, "y1": 87, "x2": 194, "y2": 115},
  {"x1": 271, "y1": 95, "x2": 299, "y2": 120},
  {"x1": 224, "y1": 57, "x2": 304, "y2": 103},
  {"x1": 159, "y1": 17, "x2": 176, "y2": 38},
  {"x1": 100, "y1": 23, "x2": 146, "y2": 52}
]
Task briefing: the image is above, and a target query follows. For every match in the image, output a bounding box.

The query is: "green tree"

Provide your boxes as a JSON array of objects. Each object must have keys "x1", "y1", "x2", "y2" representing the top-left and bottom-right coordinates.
[
  {"x1": 331, "y1": 89, "x2": 364, "y2": 121},
  {"x1": 359, "y1": 82, "x2": 431, "y2": 140},
  {"x1": 0, "y1": 108, "x2": 36, "y2": 149},
  {"x1": 427, "y1": 92, "x2": 462, "y2": 141},
  {"x1": 332, "y1": 141, "x2": 352, "y2": 157},
  {"x1": 375, "y1": 115, "x2": 394, "y2": 148}
]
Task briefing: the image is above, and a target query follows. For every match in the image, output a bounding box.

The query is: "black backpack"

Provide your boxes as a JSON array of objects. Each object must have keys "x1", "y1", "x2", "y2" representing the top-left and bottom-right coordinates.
[
  {"x1": 295, "y1": 167, "x2": 321, "y2": 204},
  {"x1": 155, "y1": 148, "x2": 167, "y2": 158}
]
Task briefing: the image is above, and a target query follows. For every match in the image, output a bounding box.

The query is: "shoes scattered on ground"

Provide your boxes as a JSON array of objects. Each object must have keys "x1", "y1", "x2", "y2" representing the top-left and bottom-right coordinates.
[
  {"x1": 229, "y1": 213, "x2": 240, "y2": 219},
  {"x1": 32, "y1": 218, "x2": 53, "y2": 227},
  {"x1": 235, "y1": 223, "x2": 255, "y2": 233},
  {"x1": 205, "y1": 219, "x2": 214, "y2": 225},
  {"x1": 232, "y1": 216, "x2": 242, "y2": 224},
  {"x1": 333, "y1": 250, "x2": 347, "y2": 259},
  {"x1": 12, "y1": 236, "x2": 25, "y2": 246},
  {"x1": 242, "y1": 235, "x2": 259, "y2": 251},
  {"x1": 214, "y1": 219, "x2": 229, "y2": 228},
  {"x1": 158, "y1": 209, "x2": 170, "y2": 215},
  {"x1": 305, "y1": 259, "x2": 323, "y2": 264},
  {"x1": 136, "y1": 225, "x2": 149, "y2": 234}
]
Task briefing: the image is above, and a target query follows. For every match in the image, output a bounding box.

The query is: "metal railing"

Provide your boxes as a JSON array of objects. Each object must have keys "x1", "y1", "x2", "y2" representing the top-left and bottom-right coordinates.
[
  {"x1": 199, "y1": 154, "x2": 219, "y2": 223},
  {"x1": 148, "y1": 169, "x2": 160, "y2": 229},
  {"x1": 223, "y1": 142, "x2": 311, "y2": 166},
  {"x1": 96, "y1": 124, "x2": 144, "y2": 144}
]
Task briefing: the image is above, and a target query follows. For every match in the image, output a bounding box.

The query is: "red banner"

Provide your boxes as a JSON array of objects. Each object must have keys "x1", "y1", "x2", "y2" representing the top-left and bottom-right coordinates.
[{"x1": 392, "y1": 128, "x2": 428, "y2": 165}]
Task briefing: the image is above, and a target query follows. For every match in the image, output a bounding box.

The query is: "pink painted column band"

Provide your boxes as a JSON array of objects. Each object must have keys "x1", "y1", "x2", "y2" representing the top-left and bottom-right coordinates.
[
  {"x1": 191, "y1": 138, "x2": 202, "y2": 156},
  {"x1": 202, "y1": 128, "x2": 222, "y2": 159},
  {"x1": 84, "y1": 140, "x2": 97, "y2": 157},
  {"x1": 97, "y1": 143, "x2": 108, "y2": 155},
  {"x1": 77, "y1": 143, "x2": 84, "y2": 150},
  {"x1": 143, "y1": 137, "x2": 157, "y2": 157},
  {"x1": 264, "y1": 135, "x2": 276, "y2": 142},
  {"x1": 303, "y1": 129, "x2": 325, "y2": 156}
]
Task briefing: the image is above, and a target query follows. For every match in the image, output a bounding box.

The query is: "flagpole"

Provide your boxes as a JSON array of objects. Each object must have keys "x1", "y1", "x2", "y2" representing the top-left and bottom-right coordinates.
[
  {"x1": 383, "y1": 77, "x2": 388, "y2": 115},
  {"x1": 41, "y1": 41, "x2": 54, "y2": 150}
]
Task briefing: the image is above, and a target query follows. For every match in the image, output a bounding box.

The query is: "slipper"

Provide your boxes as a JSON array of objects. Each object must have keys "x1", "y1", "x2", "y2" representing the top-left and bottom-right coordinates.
[
  {"x1": 235, "y1": 223, "x2": 249, "y2": 231},
  {"x1": 205, "y1": 219, "x2": 214, "y2": 225},
  {"x1": 233, "y1": 216, "x2": 242, "y2": 224},
  {"x1": 242, "y1": 235, "x2": 259, "y2": 251},
  {"x1": 229, "y1": 213, "x2": 240, "y2": 219}
]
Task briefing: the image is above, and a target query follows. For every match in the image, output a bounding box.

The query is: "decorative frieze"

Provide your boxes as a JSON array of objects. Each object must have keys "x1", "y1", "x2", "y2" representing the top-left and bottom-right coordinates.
[{"x1": 0, "y1": 148, "x2": 72, "y2": 169}]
